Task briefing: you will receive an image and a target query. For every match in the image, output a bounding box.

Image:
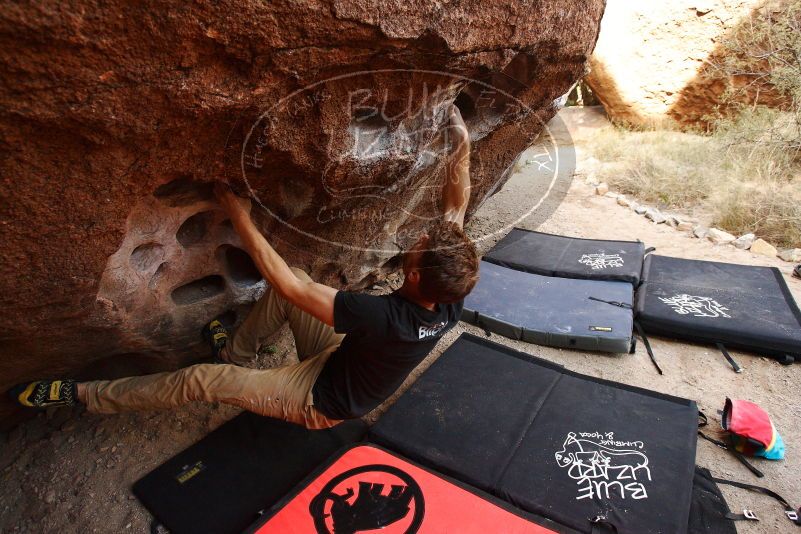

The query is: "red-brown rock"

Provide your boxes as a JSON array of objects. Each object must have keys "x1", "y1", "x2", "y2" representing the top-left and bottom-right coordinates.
[{"x1": 0, "y1": 0, "x2": 604, "y2": 424}]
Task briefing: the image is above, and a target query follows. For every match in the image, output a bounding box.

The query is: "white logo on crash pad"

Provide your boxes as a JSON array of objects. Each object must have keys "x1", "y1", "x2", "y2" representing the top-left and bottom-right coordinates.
[
  {"x1": 555, "y1": 431, "x2": 651, "y2": 501},
  {"x1": 578, "y1": 253, "x2": 624, "y2": 270},
  {"x1": 660, "y1": 294, "x2": 731, "y2": 318}
]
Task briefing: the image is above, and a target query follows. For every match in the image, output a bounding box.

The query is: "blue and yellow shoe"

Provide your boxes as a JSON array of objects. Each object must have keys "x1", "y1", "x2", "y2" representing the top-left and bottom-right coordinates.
[
  {"x1": 202, "y1": 319, "x2": 230, "y2": 363},
  {"x1": 9, "y1": 379, "x2": 78, "y2": 408}
]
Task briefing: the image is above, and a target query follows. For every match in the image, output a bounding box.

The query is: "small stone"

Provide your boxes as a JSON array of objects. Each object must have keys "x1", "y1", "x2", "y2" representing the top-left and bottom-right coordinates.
[
  {"x1": 778, "y1": 248, "x2": 801, "y2": 262},
  {"x1": 44, "y1": 490, "x2": 56, "y2": 504},
  {"x1": 750, "y1": 238, "x2": 778, "y2": 257},
  {"x1": 706, "y1": 228, "x2": 736, "y2": 244},
  {"x1": 604, "y1": 191, "x2": 619, "y2": 199},
  {"x1": 595, "y1": 182, "x2": 609, "y2": 196},
  {"x1": 732, "y1": 233, "x2": 755, "y2": 250},
  {"x1": 617, "y1": 196, "x2": 630, "y2": 207},
  {"x1": 677, "y1": 221, "x2": 694, "y2": 231},
  {"x1": 584, "y1": 174, "x2": 600, "y2": 186},
  {"x1": 634, "y1": 204, "x2": 648, "y2": 215},
  {"x1": 645, "y1": 208, "x2": 667, "y2": 224},
  {"x1": 692, "y1": 225, "x2": 708, "y2": 239}
]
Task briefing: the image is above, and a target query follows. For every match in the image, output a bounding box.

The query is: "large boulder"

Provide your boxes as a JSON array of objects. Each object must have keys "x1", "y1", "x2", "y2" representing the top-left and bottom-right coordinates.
[
  {"x1": 586, "y1": 0, "x2": 784, "y2": 127},
  {"x1": 0, "y1": 0, "x2": 604, "y2": 422}
]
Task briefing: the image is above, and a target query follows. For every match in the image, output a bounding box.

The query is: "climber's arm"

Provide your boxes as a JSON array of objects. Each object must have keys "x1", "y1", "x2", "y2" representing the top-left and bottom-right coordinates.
[
  {"x1": 215, "y1": 183, "x2": 336, "y2": 326},
  {"x1": 442, "y1": 104, "x2": 471, "y2": 228}
]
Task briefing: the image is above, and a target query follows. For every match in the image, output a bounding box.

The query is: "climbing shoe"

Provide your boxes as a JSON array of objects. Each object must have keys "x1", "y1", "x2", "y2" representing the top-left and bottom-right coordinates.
[
  {"x1": 10, "y1": 379, "x2": 78, "y2": 408},
  {"x1": 203, "y1": 319, "x2": 230, "y2": 363}
]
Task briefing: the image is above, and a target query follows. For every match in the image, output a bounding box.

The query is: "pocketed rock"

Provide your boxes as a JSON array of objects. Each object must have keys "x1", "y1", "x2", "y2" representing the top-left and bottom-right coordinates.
[
  {"x1": 750, "y1": 239, "x2": 778, "y2": 258},
  {"x1": 732, "y1": 233, "x2": 755, "y2": 250},
  {"x1": 779, "y1": 248, "x2": 801, "y2": 262},
  {"x1": 706, "y1": 228, "x2": 736, "y2": 245},
  {"x1": 0, "y1": 0, "x2": 605, "y2": 425}
]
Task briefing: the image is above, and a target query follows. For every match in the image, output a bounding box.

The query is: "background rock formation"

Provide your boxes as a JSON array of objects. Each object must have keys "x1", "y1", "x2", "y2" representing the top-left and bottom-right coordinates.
[
  {"x1": 0, "y1": 0, "x2": 604, "y2": 423},
  {"x1": 586, "y1": 0, "x2": 785, "y2": 126}
]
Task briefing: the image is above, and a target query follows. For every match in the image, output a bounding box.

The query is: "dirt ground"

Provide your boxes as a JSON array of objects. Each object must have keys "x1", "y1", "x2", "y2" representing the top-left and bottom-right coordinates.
[{"x1": 1, "y1": 107, "x2": 799, "y2": 533}]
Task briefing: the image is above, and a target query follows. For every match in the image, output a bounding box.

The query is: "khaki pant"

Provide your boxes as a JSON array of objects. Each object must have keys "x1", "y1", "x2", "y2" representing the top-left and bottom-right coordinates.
[{"x1": 83, "y1": 268, "x2": 345, "y2": 429}]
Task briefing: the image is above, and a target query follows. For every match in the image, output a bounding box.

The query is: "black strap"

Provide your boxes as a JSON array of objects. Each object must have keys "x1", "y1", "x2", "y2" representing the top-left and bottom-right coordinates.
[
  {"x1": 634, "y1": 322, "x2": 663, "y2": 375},
  {"x1": 644, "y1": 246, "x2": 656, "y2": 255},
  {"x1": 474, "y1": 314, "x2": 492, "y2": 337},
  {"x1": 698, "y1": 431, "x2": 764, "y2": 478},
  {"x1": 588, "y1": 296, "x2": 632, "y2": 309},
  {"x1": 712, "y1": 475, "x2": 801, "y2": 525},
  {"x1": 698, "y1": 411, "x2": 708, "y2": 428},
  {"x1": 724, "y1": 509, "x2": 760, "y2": 522},
  {"x1": 716, "y1": 343, "x2": 742, "y2": 373}
]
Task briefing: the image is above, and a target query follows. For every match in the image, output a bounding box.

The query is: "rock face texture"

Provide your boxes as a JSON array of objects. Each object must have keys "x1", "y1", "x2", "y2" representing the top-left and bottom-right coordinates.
[
  {"x1": 0, "y1": 0, "x2": 604, "y2": 422},
  {"x1": 586, "y1": 0, "x2": 782, "y2": 126}
]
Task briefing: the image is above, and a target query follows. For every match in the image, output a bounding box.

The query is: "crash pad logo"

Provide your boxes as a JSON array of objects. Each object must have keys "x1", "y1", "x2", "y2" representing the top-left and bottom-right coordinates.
[
  {"x1": 578, "y1": 253, "x2": 624, "y2": 270},
  {"x1": 234, "y1": 69, "x2": 575, "y2": 256},
  {"x1": 309, "y1": 464, "x2": 425, "y2": 534},
  {"x1": 659, "y1": 294, "x2": 731, "y2": 318},
  {"x1": 555, "y1": 432, "x2": 651, "y2": 501}
]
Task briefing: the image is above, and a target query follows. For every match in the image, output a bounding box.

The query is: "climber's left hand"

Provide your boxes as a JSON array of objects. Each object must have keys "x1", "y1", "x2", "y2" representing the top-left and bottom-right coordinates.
[{"x1": 214, "y1": 182, "x2": 251, "y2": 219}]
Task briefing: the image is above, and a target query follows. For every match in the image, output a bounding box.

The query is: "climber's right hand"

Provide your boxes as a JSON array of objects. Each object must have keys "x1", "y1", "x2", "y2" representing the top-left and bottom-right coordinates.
[{"x1": 214, "y1": 181, "x2": 251, "y2": 219}]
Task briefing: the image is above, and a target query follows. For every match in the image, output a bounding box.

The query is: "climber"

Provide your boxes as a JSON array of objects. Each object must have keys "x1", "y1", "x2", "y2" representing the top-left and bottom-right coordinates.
[{"x1": 10, "y1": 104, "x2": 479, "y2": 429}]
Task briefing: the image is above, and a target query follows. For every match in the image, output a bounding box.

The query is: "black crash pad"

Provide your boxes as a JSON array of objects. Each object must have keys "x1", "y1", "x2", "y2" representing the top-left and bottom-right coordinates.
[
  {"x1": 370, "y1": 333, "x2": 698, "y2": 534},
  {"x1": 133, "y1": 412, "x2": 366, "y2": 534},
  {"x1": 484, "y1": 228, "x2": 646, "y2": 285},
  {"x1": 635, "y1": 255, "x2": 801, "y2": 361},
  {"x1": 463, "y1": 261, "x2": 634, "y2": 353}
]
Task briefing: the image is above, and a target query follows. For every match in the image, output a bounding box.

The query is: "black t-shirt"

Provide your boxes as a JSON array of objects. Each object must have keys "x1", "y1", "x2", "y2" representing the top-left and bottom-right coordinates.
[{"x1": 312, "y1": 291, "x2": 463, "y2": 420}]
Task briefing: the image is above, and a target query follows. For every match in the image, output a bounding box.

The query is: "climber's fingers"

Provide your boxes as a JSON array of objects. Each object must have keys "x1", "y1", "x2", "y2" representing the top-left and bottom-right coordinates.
[
  {"x1": 214, "y1": 181, "x2": 252, "y2": 216},
  {"x1": 449, "y1": 103, "x2": 463, "y2": 121},
  {"x1": 447, "y1": 104, "x2": 470, "y2": 150}
]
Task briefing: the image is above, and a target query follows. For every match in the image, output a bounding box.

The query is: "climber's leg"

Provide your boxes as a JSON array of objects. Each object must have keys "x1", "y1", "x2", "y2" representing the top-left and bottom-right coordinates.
[
  {"x1": 80, "y1": 349, "x2": 341, "y2": 429},
  {"x1": 221, "y1": 267, "x2": 343, "y2": 364},
  {"x1": 281, "y1": 268, "x2": 344, "y2": 361}
]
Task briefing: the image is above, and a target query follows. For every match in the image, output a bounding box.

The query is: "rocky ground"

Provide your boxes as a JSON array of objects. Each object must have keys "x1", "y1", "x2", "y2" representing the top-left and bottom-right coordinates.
[{"x1": 1, "y1": 107, "x2": 799, "y2": 533}]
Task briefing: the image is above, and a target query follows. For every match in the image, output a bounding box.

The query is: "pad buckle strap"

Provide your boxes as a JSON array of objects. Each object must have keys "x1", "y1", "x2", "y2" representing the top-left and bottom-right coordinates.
[
  {"x1": 743, "y1": 509, "x2": 759, "y2": 521},
  {"x1": 786, "y1": 510, "x2": 799, "y2": 521}
]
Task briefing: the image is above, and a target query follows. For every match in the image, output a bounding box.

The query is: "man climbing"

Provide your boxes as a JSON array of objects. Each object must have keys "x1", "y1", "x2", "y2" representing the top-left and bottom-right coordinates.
[{"x1": 11, "y1": 104, "x2": 479, "y2": 429}]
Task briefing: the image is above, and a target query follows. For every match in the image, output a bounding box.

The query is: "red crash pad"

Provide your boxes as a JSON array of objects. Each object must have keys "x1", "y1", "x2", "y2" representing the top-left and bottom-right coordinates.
[{"x1": 247, "y1": 444, "x2": 566, "y2": 534}]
